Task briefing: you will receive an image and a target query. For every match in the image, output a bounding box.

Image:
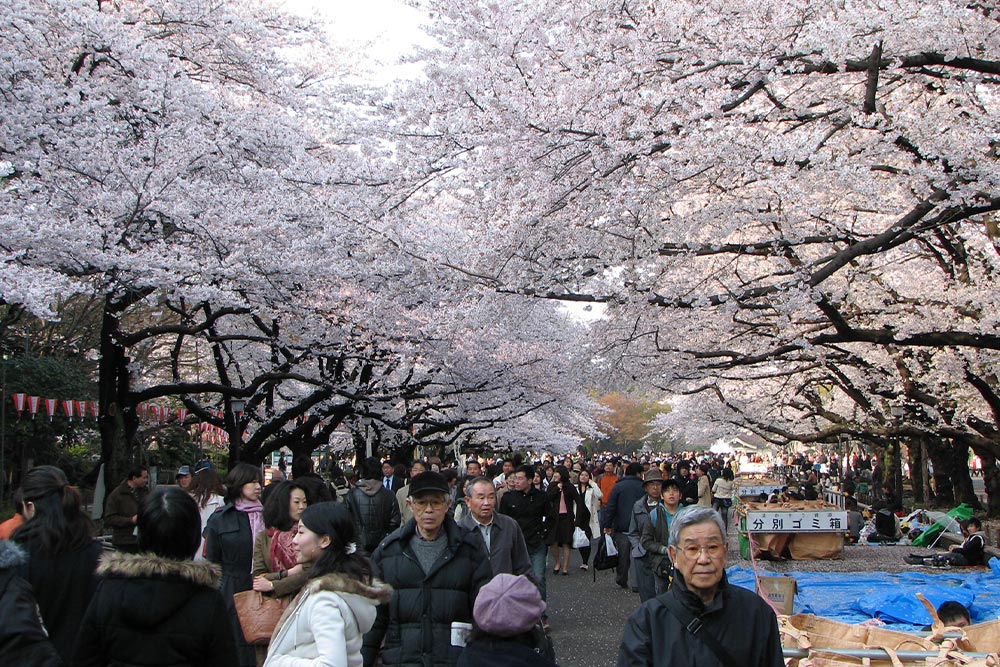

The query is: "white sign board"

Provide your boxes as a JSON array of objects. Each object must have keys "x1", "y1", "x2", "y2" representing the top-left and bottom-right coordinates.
[
  {"x1": 738, "y1": 484, "x2": 781, "y2": 497},
  {"x1": 746, "y1": 510, "x2": 848, "y2": 533}
]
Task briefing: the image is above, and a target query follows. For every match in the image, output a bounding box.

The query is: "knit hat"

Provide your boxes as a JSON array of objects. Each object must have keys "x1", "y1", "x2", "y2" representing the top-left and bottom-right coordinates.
[{"x1": 473, "y1": 574, "x2": 545, "y2": 637}]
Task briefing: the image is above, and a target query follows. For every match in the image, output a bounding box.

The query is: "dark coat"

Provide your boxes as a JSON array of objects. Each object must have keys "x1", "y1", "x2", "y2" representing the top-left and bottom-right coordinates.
[
  {"x1": 73, "y1": 552, "x2": 238, "y2": 667},
  {"x1": 0, "y1": 541, "x2": 62, "y2": 666},
  {"x1": 674, "y1": 475, "x2": 699, "y2": 507},
  {"x1": 498, "y1": 487, "x2": 549, "y2": 548},
  {"x1": 544, "y1": 481, "x2": 581, "y2": 525},
  {"x1": 103, "y1": 481, "x2": 147, "y2": 548},
  {"x1": 617, "y1": 572, "x2": 783, "y2": 667},
  {"x1": 602, "y1": 476, "x2": 645, "y2": 533},
  {"x1": 204, "y1": 503, "x2": 256, "y2": 667},
  {"x1": 457, "y1": 631, "x2": 557, "y2": 667},
  {"x1": 14, "y1": 537, "x2": 102, "y2": 663},
  {"x1": 345, "y1": 479, "x2": 402, "y2": 555},
  {"x1": 362, "y1": 518, "x2": 493, "y2": 667}
]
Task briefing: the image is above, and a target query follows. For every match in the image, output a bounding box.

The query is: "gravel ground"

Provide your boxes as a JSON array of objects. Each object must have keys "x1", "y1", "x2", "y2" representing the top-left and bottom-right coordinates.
[
  {"x1": 750, "y1": 542, "x2": 936, "y2": 574},
  {"x1": 544, "y1": 526, "x2": 955, "y2": 666}
]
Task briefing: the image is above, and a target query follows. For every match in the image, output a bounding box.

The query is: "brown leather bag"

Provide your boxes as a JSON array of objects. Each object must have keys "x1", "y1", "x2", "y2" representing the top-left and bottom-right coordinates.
[{"x1": 233, "y1": 590, "x2": 288, "y2": 644}]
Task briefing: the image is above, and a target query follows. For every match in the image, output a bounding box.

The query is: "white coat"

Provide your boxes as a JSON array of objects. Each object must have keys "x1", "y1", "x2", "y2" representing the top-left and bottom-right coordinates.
[
  {"x1": 194, "y1": 493, "x2": 224, "y2": 561},
  {"x1": 581, "y1": 480, "x2": 603, "y2": 537},
  {"x1": 264, "y1": 573, "x2": 392, "y2": 667}
]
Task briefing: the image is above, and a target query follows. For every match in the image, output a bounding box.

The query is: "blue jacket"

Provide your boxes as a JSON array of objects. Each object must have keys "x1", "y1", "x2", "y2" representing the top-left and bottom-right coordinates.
[{"x1": 601, "y1": 476, "x2": 645, "y2": 533}]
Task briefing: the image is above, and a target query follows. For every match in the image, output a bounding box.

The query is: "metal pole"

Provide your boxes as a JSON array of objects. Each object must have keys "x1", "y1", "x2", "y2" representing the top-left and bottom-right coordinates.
[{"x1": 783, "y1": 647, "x2": 990, "y2": 660}]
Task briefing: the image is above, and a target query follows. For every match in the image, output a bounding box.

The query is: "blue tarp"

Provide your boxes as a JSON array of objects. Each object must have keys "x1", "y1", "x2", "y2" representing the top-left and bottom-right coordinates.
[{"x1": 727, "y1": 566, "x2": 1000, "y2": 630}]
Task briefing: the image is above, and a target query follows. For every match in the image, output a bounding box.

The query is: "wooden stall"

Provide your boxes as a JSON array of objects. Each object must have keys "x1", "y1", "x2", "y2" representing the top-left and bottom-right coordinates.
[{"x1": 739, "y1": 500, "x2": 847, "y2": 560}]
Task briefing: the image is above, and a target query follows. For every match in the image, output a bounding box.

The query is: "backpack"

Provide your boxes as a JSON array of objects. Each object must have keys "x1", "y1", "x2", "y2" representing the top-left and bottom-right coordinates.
[{"x1": 592, "y1": 534, "x2": 619, "y2": 577}]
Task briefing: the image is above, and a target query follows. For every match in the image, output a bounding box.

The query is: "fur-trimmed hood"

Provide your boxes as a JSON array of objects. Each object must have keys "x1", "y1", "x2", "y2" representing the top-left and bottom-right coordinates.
[
  {"x1": 0, "y1": 539, "x2": 28, "y2": 570},
  {"x1": 273, "y1": 572, "x2": 393, "y2": 643},
  {"x1": 95, "y1": 551, "x2": 224, "y2": 629},
  {"x1": 98, "y1": 551, "x2": 222, "y2": 589},
  {"x1": 303, "y1": 572, "x2": 393, "y2": 604}
]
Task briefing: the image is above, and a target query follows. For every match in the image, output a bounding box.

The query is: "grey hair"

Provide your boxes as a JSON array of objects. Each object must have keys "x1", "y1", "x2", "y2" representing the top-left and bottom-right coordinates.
[
  {"x1": 464, "y1": 476, "x2": 495, "y2": 498},
  {"x1": 668, "y1": 505, "x2": 727, "y2": 547}
]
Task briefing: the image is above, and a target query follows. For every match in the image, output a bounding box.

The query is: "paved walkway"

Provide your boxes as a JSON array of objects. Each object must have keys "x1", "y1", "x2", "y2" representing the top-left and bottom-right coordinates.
[
  {"x1": 545, "y1": 518, "x2": 743, "y2": 666},
  {"x1": 545, "y1": 548, "x2": 636, "y2": 667}
]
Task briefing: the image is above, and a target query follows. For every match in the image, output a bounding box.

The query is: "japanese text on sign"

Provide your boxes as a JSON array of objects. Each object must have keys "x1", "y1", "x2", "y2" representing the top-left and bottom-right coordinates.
[{"x1": 746, "y1": 510, "x2": 848, "y2": 533}]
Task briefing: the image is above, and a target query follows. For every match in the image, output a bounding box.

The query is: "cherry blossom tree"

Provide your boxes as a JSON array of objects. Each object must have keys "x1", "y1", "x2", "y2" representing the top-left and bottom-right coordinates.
[{"x1": 385, "y1": 0, "x2": 1000, "y2": 507}]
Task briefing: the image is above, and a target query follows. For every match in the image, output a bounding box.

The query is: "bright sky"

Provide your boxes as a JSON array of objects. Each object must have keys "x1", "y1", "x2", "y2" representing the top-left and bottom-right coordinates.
[{"x1": 282, "y1": 0, "x2": 431, "y2": 75}]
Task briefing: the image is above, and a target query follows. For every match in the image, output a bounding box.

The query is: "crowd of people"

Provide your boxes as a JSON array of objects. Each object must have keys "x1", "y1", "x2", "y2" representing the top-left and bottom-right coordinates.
[{"x1": 0, "y1": 450, "x2": 787, "y2": 667}]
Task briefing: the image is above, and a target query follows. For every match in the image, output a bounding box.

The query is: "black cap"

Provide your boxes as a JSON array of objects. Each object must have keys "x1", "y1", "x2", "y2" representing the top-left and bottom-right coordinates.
[{"x1": 408, "y1": 471, "x2": 450, "y2": 497}]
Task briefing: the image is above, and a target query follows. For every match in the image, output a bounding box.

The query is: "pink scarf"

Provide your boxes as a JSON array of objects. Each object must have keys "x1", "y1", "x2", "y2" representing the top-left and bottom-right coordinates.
[
  {"x1": 268, "y1": 527, "x2": 298, "y2": 572},
  {"x1": 234, "y1": 498, "x2": 265, "y2": 554}
]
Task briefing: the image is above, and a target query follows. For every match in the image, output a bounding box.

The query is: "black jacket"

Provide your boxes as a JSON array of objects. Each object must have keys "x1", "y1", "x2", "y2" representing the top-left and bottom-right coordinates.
[
  {"x1": 602, "y1": 476, "x2": 645, "y2": 533},
  {"x1": 544, "y1": 482, "x2": 581, "y2": 525},
  {"x1": 362, "y1": 518, "x2": 493, "y2": 667},
  {"x1": 674, "y1": 475, "x2": 699, "y2": 507},
  {"x1": 498, "y1": 487, "x2": 549, "y2": 548},
  {"x1": 346, "y1": 479, "x2": 403, "y2": 554},
  {"x1": 617, "y1": 572, "x2": 783, "y2": 667},
  {"x1": 956, "y1": 532, "x2": 986, "y2": 566},
  {"x1": 13, "y1": 536, "x2": 102, "y2": 663},
  {"x1": 204, "y1": 503, "x2": 256, "y2": 667},
  {"x1": 0, "y1": 541, "x2": 62, "y2": 666},
  {"x1": 457, "y1": 630, "x2": 557, "y2": 667},
  {"x1": 73, "y1": 552, "x2": 238, "y2": 667}
]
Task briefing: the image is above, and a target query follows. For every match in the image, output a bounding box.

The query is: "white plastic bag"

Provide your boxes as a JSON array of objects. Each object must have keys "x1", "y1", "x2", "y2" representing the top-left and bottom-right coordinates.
[
  {"x1": 572, "y1": 527, "x2": 589, "y2": 548},
  {"x1": 604, "y1": 533, "x2": 618, "y2": 557}
]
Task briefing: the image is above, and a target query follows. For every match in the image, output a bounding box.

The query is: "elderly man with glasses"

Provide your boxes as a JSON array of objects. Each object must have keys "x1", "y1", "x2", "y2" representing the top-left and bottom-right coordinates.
[
  {"x1": 363, "y1": 471, "x2": 493, "y2": 667},
  {"x1": 617, "y1": 505, "x2": 783, "y2": 667}
]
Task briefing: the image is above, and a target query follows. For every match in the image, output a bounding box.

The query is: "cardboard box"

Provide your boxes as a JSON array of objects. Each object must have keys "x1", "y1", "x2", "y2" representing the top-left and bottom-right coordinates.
[{"x1": 757, "y1": 576, "x2": 796, "y2": 615}]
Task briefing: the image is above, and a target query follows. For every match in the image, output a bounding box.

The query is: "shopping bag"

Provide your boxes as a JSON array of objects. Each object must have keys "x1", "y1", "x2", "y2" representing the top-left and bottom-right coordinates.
[
  {"x1": 593, "y1": 534, "x2": 618, "y2": 570},
  {"x1": 572, "y1": 527, "x2": 589, "y2": 549}
]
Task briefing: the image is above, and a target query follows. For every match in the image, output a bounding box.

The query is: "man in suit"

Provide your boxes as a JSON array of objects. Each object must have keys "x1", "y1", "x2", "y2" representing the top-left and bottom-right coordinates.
[{"x1": 382, "y1": 460, "x2": 405, "y2": 493}]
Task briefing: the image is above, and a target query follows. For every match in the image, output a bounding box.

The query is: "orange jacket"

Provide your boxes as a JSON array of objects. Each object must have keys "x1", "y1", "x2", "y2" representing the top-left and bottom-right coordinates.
[{"x1": 0, "y1": 512, "x2": 24, "y2": 539}]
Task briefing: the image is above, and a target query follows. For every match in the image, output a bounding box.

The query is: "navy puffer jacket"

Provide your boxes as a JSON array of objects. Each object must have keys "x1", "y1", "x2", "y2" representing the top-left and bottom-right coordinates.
[{"x1": 362, "y1": 518, "x2": 493, "y2": 667}]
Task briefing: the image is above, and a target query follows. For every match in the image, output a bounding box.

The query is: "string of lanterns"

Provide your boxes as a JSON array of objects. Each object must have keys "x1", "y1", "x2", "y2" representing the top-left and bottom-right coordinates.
[{"x1": 7, "y1": 394, "x2": 232, "y2": 444}]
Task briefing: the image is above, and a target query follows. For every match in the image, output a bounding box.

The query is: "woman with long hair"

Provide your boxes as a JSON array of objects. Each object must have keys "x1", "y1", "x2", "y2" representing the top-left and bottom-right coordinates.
[
  {"x1": 205, "y1": 463, "x2": 264, "y2": 667},
  {"x1": 712, "y1": 467, "x2": 736, "y2": 530},
  {"x1": 545, "y1": 465, "x2": 580, "y2": 576},
  {"x1": 74, "y1": 487, "x2": 238, "y2": 666},
  {"x1": 575, "y1": 469, "x2": 602, "y2": 571},
  {"x1": 188, "y1": 466, "x2": 226, "y2": 560},
  {"x1": 253, "y1": 481, "x2": 309, "y2": 583},
  {"x1": 12, "y1": 465, "x2": 102, "y2": 663},
  {"x1": 251, "y1": 482, "x2": 310, "y2": 665},
  {"x1": 264, "y1": 502, "x2": 392, "y2": 666},
  {"x1": 695, "y1": 464, "x2": 713, "y2": 507}
]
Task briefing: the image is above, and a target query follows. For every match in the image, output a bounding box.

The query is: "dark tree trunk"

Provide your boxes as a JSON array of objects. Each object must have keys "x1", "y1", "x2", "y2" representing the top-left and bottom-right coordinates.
[
  {"x1": 975, "y1": 449, "x2": 1000, "y2": 518},
  {"x1": 97, "y1": 297, "x2": 142, "y2": 499},
  {"x1": 928, "y1": 440, "x2": 957, "y2": 507},
  {"x1": 908, "y1": 438, "x2": 925, "y2": 504},
  {"x1": 928, "y1": 439, "x2": 982, "y2": 511}
]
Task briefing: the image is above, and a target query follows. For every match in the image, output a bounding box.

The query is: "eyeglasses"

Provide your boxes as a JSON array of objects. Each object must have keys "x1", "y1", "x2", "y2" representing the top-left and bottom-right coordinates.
[
  {"x1": 680, "y1": 543, "x2": 725, "y2": 559},
  {"x1": 412, "y1": 498, "x2": 447, "y2": 510}
]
